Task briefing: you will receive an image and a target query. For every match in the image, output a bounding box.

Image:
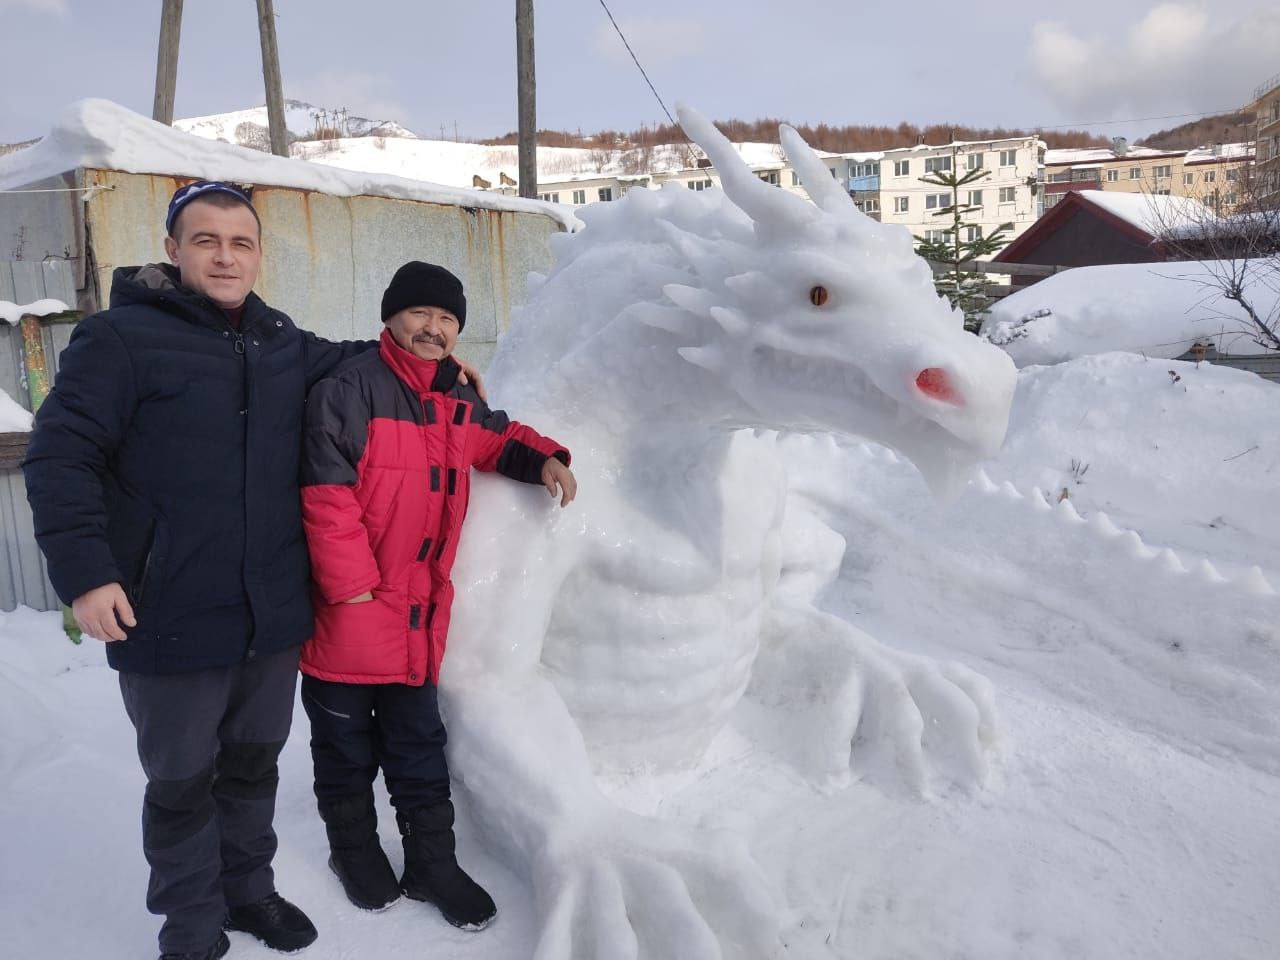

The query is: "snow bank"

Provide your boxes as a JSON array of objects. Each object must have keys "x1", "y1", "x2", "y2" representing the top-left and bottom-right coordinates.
[
  {"x1": 0, "y1": 100, "x2": 578, "y2": 231},
  {"x1": 981, "y1": 260, "x2": 1280, "y2": 364},
  {"x1": 996, "y1": 352, "x2": 1280, "y2": 578},
  {"x1": 0, "y1": 387, "x2": 32, "y2": 431},
  {"x1": 0, "y1": 298, "x2": 70, "y2": 325}
]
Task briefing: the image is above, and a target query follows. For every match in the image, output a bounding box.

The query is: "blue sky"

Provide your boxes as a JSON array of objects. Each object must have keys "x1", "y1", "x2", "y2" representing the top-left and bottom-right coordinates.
[{"x1": 3, "y1": 0, "x2": 1278, "y2": 144}]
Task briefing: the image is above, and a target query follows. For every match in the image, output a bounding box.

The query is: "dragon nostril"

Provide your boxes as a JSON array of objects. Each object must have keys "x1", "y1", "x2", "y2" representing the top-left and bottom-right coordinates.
[
  {"x1": 809, "y1": 285, "x2": 829, "y2": 306},
  {"x1": 916, "y1": 367, "x2": 962, "y2": 405}
]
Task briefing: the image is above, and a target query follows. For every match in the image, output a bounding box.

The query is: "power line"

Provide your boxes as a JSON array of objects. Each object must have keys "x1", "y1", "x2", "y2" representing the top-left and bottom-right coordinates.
[
  {"x1": 1025, "y1": 107, "x2": 1251, "y2": 132},
  {"x1": 595, "y1": 0, "x2": 677, "y2": 128}
]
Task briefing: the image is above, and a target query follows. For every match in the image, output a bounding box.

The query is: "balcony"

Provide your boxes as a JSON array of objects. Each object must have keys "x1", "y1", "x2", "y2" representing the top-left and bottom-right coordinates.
[{"x1": 848, "y1": 175, "x2": 880, "y2": 192}]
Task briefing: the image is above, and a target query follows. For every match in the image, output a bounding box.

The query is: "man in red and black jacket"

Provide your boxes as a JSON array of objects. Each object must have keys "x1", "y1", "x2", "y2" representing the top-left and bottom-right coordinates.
[{"x1": 298, "y1": 261, "x2": 575, "y2": 930}]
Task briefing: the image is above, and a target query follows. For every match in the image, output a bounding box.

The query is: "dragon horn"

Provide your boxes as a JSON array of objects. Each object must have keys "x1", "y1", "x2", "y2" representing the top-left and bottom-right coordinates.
[
  {"x1": 676, "y1": 103, "x2": 815, "y2": 228},
  {"x1": 779, "y1": 123, "x2": 858, "y2": 219}
]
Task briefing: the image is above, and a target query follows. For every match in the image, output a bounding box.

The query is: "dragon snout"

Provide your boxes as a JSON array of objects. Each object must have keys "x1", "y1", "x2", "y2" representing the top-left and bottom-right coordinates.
[{"x1": 915, "y1": 367, "x2": 962, "y2": 406}]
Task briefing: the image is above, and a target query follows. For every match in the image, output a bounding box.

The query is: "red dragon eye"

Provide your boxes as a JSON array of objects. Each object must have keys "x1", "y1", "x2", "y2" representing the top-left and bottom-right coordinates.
[
  {"x1": 915, "y1": 367, "x2": 962, "y2": 405},
  {"x1": 809, "y1": 285, "x2": 829, "y2": 306}
]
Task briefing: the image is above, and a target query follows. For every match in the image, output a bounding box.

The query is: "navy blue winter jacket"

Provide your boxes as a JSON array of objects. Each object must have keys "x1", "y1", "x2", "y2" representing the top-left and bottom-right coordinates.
[{"x1": 23, "y1": 264, "x2": 372, "y2": 673}]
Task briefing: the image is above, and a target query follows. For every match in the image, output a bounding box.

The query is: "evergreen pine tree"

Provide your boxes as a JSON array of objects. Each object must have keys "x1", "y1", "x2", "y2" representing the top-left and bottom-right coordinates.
[{"x1": 913, "y1": 145, "x2": 1014, "y2": 332}]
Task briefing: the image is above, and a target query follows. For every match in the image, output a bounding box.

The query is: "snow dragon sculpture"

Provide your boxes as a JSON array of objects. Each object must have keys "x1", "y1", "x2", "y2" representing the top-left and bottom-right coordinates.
[{"x1": 441, "y1": 106, "x2": 1018, "y2": 959}]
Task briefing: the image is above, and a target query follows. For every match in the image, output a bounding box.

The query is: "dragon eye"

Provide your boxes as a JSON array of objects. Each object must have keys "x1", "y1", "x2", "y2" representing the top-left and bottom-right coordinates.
[{"x1": 809, "y1": 285, "x2": 829, "y2": 306}]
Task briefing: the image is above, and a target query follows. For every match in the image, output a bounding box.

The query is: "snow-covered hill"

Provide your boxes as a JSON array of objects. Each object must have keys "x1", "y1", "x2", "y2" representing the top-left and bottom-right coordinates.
[
  {"x1": 171, "y1": 101, "x2": 789, "y2": 189},
  {"x1": 173, "y1": 98, "x2": 420, "y2": 146}
]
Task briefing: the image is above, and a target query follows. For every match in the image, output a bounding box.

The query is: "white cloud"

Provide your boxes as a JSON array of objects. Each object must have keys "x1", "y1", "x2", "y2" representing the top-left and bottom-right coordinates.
[
  {"x1": 592, "y1": 17, "x2": 705, "y2": 67},
  {"x1": 0, "y1": 0, "x2": 68, "y2": 13},
  {"x1": 1029, "y1": 3, "x2": 1280, "y2": 121},
  {"x1": 293, "y1": 70, "x2": 408, "y2": 124}
]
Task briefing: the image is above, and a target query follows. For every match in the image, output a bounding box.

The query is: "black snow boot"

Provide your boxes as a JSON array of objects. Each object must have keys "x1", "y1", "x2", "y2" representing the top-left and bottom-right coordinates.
[
  {"x1": 159, "y1": 931, "x2": 230, "y2": 960},
  {"x1": 317, "y1": 793, "x2": 401, "y2": 911},
  {"x1": 397, "y1": 800, "x2": 497, "y2": 931},
  {"x1": 225, "y1": 891, "x2": 318, "y2": 953}
]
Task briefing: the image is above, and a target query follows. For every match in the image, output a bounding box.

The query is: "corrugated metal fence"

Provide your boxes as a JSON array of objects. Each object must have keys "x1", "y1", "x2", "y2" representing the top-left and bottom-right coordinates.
[{"x1": 1, "y1": 259, "x2": 77, "y2": 612}]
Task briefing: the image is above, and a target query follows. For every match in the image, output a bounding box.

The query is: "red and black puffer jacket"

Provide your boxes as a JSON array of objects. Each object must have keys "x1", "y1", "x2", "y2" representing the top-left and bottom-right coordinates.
[{"x1": 300, "y1": 329, "x2": 570, "y2": 686}]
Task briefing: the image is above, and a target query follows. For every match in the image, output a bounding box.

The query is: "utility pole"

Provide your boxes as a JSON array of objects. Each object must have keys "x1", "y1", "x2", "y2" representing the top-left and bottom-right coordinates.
[
  {"x1": 152, "y1": 0, "x2": 183, "y2": 125},
  {"x1": 255, "y1": 0, "x2": 289, "y2": 157},
  {"x1": 516, "y1": 0, "x2": 536, "y2": 198}
]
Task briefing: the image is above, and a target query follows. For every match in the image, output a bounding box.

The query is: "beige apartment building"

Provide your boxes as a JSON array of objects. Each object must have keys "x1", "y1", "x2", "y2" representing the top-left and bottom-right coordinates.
[
  {"x1": 1249, "y1": 71, "x2": 1280, "y2": 207},
  {"x1": 1045, "y1": 137, "x2": 1254, "y2": 215}
]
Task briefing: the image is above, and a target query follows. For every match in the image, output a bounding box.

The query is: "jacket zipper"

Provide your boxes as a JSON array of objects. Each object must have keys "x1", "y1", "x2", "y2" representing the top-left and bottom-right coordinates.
[{"x1": 131, "y1": 544, "x2": 154, "y2": 606}]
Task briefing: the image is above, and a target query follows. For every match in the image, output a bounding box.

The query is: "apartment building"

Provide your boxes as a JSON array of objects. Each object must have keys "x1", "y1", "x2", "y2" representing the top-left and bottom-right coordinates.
[
  {"x1": 1182, "y1": 143, "x2": 1255, "y2": 214},
  {"x1": 1044, "y1": 138, "x2": 1253, "y2": 214},
  {"x1": 878, "y1": 137, "x2": 1046, "y2": 246},
  {"x1": 527, "y1": 147, "x2": 854, "y2": 209},
  {"x1": 1249, "y1": 72, "x2": 1280, "y2": 207}
]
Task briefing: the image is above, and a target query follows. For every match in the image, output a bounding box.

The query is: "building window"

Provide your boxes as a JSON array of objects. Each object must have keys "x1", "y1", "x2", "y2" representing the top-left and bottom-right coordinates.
[
  {"x1": 572, "y1": 189, "x2": 586, "y2": 204},
  {"x1": 1226, "y1": 168, "x2": 1239, "y2": 181},
  {"x1": 1129, "y1": 167, "x2": 1141, "y2": 180},
  {"x1": 968, "y1": 189, "x2": 983, "y2": 206},
  {"x1": 759, "y1": 171, "x2": 779, "y2": 185},
  {"x1": 966, "y1": 153, "x2": 983, "y2": 170},
  {"x1": 926, "y1": 193, "x2": 950, "y2": 210},
  {"x1": 1183, "y1": 173, "x2": 1194, "y2": 186},
  {"x1": 1226, "y1": 192, "x2": 1238, "y2": 205},
  {"x1": 998, "y1": 186, "x2": 1016, "y2": 203},
  {"x1": 894, "y1": 196, "x2": 909, "y2": 213},
  {"x1": 687, "y1": 179, "x2": 713, "y2": 191},
  {"x1": 857, "y1": 197, "x2": 880, "y2": 214},
  {"x1": 999, "y1": 149, "x2": 1017, "y2": 166},
  {"x1": 965, "y1": 225, "x2": 983, "y2": 241},
  {"x1": 923, "y1": 229, "x2": 951, "y2": 243},
  {"x1": 894, "y1": 159, "x2": 910, "y2": 177},
  {"x1": 791, "y1": 171, "x2": 800, "y2": 186},
  {"x1": 598, "y1": 187, "x2": 614, "y2": 201},
  {"x1": 1153, "y1": 165, "x2": 1172, "y2": 179},
  {"x1": 1106, "y1": 169, "x2": 1119, "y2": 182},
  {"x1": 538, "y1": 192, "x2": 560, "y2": 203},
  {"x1": 1155, "y1": 188, "x2": 1171, "y2": 196},
  {"x1": 925, "y1": 156, "x2": 952, "y2": 173},
  {"x1": 853, "y1": 162, "x2": 880, "y2": 177},
  {"x1": 1204, "y1": 169, "x2": 1216, "y2": 183}
]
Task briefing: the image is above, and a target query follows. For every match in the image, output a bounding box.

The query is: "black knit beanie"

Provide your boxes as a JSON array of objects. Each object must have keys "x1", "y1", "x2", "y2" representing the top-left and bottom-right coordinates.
[{"x1": 380, "y1": 261, "x2": 467, "y2": 330}]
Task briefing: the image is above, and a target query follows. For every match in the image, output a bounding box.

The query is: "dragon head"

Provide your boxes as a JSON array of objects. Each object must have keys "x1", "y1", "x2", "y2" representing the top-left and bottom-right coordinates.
[{"x1": 653, "y1": 105, "x2": 1017, "y2": 497}]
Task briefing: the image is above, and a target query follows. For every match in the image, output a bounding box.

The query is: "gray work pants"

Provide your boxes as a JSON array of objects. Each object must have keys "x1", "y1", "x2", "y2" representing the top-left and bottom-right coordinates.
[{"x1": 118, "y1": 646, "x2": 299, "y2": 954}]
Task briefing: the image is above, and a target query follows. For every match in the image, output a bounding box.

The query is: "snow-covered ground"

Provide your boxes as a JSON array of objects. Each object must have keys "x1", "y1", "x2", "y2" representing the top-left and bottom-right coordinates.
[
  {"x1": 980, "y1": 260, "x2": 1280, "y2": 363},
  {"x1": 4, "y1": 350, "x2": 1277, "y2": 958}
]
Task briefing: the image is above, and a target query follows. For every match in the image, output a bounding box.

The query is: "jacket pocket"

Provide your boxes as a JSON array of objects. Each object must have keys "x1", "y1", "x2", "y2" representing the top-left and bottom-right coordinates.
[{"x1": 129, "y1": 519, "x2": 169, "y2": 613}]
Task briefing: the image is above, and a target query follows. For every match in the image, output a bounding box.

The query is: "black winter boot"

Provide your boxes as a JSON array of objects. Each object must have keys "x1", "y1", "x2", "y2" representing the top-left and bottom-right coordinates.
[
  {"x1": 159, "y1": 932, "x2": 230, "y2": 960},
  {"x1": 397, "y1": 800, "x2": 497, "y2": 931},
  {"x1": 225, "y1": 892, "x2": 318, "y2": 952},
  {"x1": 318, "y1": 793, "x2": 401, "y2": 911}
]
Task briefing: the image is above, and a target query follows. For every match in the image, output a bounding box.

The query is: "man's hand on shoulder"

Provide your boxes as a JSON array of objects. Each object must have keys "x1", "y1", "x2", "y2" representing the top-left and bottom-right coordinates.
[
  {"x1": 72, "y1": 583, "x2": 136, "y2": 642},
  {"x1": 541, "y1": 457, "x2": 577, "y2": 508},
  {"x1": 454, "y1": 357, "x2": 487, "y2": 401}
]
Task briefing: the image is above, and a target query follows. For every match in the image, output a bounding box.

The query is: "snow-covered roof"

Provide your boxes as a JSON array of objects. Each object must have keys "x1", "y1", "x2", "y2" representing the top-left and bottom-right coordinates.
[
  {"x1": 883, "y1": 135, "x2": 1045, "y2": 157},
  {"x1": 1078, "y1": 191, "x2": 1214, "y2": 235},
  {"x1": 0, "y1": 100, "x2": 578, "y2": 230},
  {"x1": 1045, "y1": 146, "x2": 1177, "y2": 165},
  {"x1": 1184, "y1": 142, "x2": 1254, "y2": 164}
]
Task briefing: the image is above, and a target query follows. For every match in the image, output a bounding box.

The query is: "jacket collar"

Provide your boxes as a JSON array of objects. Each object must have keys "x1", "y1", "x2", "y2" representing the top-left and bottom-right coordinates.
[
  {"x1": 378, "y1": 328, "x2": 461, "y2": 394},
  {"x1": 109, "y1": 263, "x2": 279, "y2": 336}
]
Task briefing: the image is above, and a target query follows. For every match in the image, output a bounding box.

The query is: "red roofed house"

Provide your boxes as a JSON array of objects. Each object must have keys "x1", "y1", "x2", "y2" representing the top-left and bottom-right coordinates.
[{"x1": 994, "y1": 190, "x2": 1215, "y2": 284}]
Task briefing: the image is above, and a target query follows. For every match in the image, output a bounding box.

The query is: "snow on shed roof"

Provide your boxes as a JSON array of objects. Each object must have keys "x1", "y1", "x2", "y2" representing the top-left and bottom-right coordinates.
[
  {"x1": 0, "y1": 99, "x2": 578, "y2": 231},
  {"x1": 1079, "y1": 191, "x2": 1214, "y2": 235}
]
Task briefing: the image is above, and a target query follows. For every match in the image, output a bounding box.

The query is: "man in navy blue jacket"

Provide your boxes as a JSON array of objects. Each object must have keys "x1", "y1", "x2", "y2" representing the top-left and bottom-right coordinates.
[{"x1": 23, "y1": 181, "x2": 482, "y2": 960}]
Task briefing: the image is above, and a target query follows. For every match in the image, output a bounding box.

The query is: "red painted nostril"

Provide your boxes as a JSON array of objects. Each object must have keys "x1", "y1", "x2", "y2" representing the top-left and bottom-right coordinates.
[{"x1": 916, "y1": 367, "x2": 961, "y2": 405}]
